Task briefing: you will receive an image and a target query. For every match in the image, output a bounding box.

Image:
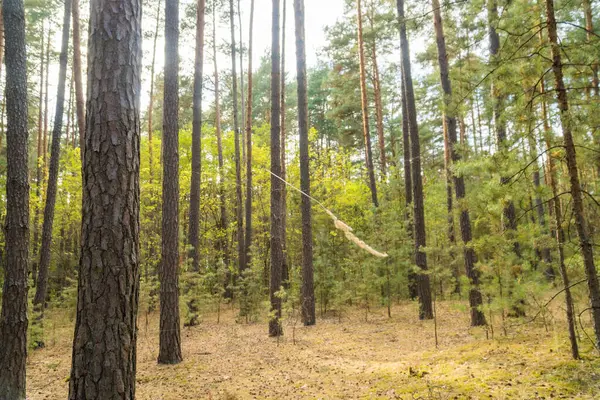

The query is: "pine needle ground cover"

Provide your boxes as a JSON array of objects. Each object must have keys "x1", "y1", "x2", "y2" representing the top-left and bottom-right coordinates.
[{"x1": 27, "y1": 301, "x2": 600, "y2": 399}]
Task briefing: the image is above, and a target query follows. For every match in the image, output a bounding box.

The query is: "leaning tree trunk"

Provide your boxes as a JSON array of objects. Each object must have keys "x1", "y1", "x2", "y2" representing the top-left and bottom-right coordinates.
[
  {"x1": 72, "y1": 0, "x2": 85, "y2": 154},
  {"x1": 33, "y1": 0, "x2": 72, "y2": 309},
  {"x1": 230, "y1": 0, "x2": 245, "y2": 276},
  {"x1": 396, "y1": 0, "x2": 433, "y2": 320},
  {"x1": 294, "y1": 0, "x2": 316, "y2": 326},
  {"x1": 0, "y1": 0, "x2": 30, "y2": 397},
  {"x1": 159, "y1": 0, "x2": 183, "y2": 365},
  {"x1": 487, "y1": 0, "x2": 521, "y2": 260},
  {"x1": 269, "y1": 0, "x2": 284, "y2": 337},
  {"x1": 357, "y1": 0, "x2": 378, "y2": 207},
  {"x1": 432, "y1": 0, "x2": 485, "y2": 326},
  {"x1": 68, "y1": 1, "x2": 142, "y2": 396},
  {"x1": 188, "y1": 0, "x2": 205, "y2": 273},
  {"x1": 545, "y1": 0, "x2": 600, "y2": 349}
]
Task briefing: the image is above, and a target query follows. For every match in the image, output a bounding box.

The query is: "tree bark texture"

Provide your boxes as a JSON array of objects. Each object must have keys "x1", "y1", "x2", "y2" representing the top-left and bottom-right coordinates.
[
  {"x1": 545, "y1": 0, "x2": 600, "y2": 349},
  {"x1": 68, "y1": 0, "x2": 141, "y2": 397},
  {"x1": 34, "y1": 0, "x2": 72, "y2": 308},
  {"x1": 159, "y1": 0, "x2": 183, "y2": 365},
  {"x1": 294, "y1": 0, "x2": 316, "y2": 326},
  {"x1": 432, "y1": 0, "x2": 485, "y2": 326},
  {"x1": 0, "y1": 0, "x2": 30, "y2": 397},
  {"x1": 269, "y1": 0, "x2": 284, "y2": 337},
  {"x1": 396, "y1": 0, "x2": 433, "y2": 320},
  {"x1": 188, "y1": 0, "x2": 206, "y2": 273}
]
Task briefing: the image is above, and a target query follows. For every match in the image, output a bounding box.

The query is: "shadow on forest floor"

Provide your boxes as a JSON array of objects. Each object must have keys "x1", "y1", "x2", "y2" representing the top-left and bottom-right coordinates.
[{"x1": 27, "y1": 301, "x2": 600, "y2": 399}]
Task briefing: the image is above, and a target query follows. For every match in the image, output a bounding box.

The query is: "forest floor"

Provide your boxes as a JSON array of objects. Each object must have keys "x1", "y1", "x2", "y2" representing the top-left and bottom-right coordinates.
[{"x1": 27, "y1": 300, "x2": 600, "y2": 399}]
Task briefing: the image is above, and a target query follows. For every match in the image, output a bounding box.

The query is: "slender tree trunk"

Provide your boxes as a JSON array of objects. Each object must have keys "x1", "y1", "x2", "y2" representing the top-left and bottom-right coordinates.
[
  {"x1": 368, "y1": 8, "x2": 386, "y2": 177},
  {"x1": 33, "y1": 0, "x2": 72, "y2": 309},
  {"x1": 188, "y1": 0, "x2": 205, "y2": 273},
  {"x1": 545, "y1": 0, "x2": 600, "y2": 349},
  {"x1": 280, "y1": 0, "x2": 289, "y2": 287},
  {"x1": 294, "y1": 0, "x2": 315, "y2": 326},
  {"x1": 0, "y1": 0, "x2": 30, "y2": 397},
  {"x1": 488, "y1": 0, "x2": 521, "y2": 259},
  {"x1": 400, "y1": 69, "x2": 417, "y2": 300},
  {"x1": 68, "y1": 1, "x2": 141, "y2": 396},
  {"x1": 238, "y1": 0, "x2": 245, "y2": 163},
  {"x1": 33, "y1": 22, "x2": 45, "y2": 283},
  {"x1": 43, "y1": 27, "x2": 51, "y2": 179},
  {"x1": 357, "y1": 0, "x2": 378, "y2": 207},
  {"x1": 65, "y1": 77, "x2": 73, "y2": 146},
  {"x1": 442, "y1": 117, "x2": 459, "y2": 292},
  {"x1": 214, "y1": 5, "x2": 230, "y2": 276},
  {"x1": 159, "y1": 0, "x2": 183, "y2": 365},
  {"x1": 72, "y1": 0, "x2": 85, "y2": 154},
  {"x1": 583, "y1": 0, "x2": 599, "y2": 96},
  {"x1": 397, "y1": 0, "x2": 433, "y2": 320},
  {"x1": 148, "y1": 0, "x2": 162, "y2": 183},
  {"x1": 432, "y1": 0, "x2": 485, "y2": 325},
  {"x1": 230, "y1": 0, "x2": 245, "y2": 276},
  {"x1": 244, "y1": 0, "x2": 255, "y2": 275},
  {"x1": 269, "y1": 0, "x2": 284, "y2": 337}
]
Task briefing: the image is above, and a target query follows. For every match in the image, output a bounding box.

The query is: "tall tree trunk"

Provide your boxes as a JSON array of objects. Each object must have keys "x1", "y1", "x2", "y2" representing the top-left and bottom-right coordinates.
[
  {"x1": 33, "y1": 0, "x2": 72, "y2": 309},
  {"x1": 68, "y1": 1, "x2": 141, "y2": 396},
  {"x1": 432, "y1": 0, "x2": 485, "y2": 326},
  {"x1": 43, "y1": 27, "x2": 51, "y2": 177},
  {"x1": 396, "y1": 0, "x2": 433, "y2": 320},
  {"x1": 280, "y1": 0, "x2": 289, "y2": 287},
  {"x1": 188, "y1": 0, "x2": 205, "y2": 273},
  {"x1": 72, "y1": 0, "x2": 85, "y2": 153},
  {"x1": 442, "y1": 117, "x2": 458, "y2": 291},
  {"x1": 583, "y1": 0, "x2": 599, "y2": 96},
  {"x1": 368, "y1": 7, "x2": 386, "y2": 177},
  {"x1": 65, "y1": 76, "x2": 73, "y2": 146},
  {"x1": 357, "y1": 0, "x2": 378, "y2": 207},
  {"x1": 230, "y1": 0, "x2": 245, "y2": 276},
  {"x1": 147, "y1": 0, "x2": 162, "y2": 183},
  {"x1": 400, "y1": 69, "x2": 417, "y2": 300},
  {"x1": 244, "y1": 0, "x2": 255, "y2": 276},
  {"x1": 238, "y1": 0, "x2": 245, "y2": 163},
  {"x1": 269, "y1": 0, "x2": 284, "y2": 337},
  {"x1": 159, "y1": 0, "x2": 183, "y2": 365},
  {"x1": 0, "y1": 0, "x2": 29, "y2": 397},
  {"x1": 487, "y1": 0, "x2": 521, "y2": 259},
  {"x1": 294, "y1": 0, "x2": 315, "y2": 326},
  {"x1": 214, "y1": 5, "x2": 230, "y2": 276},
  {"x1": 545, "y1": 0, "x2": 600, "y2": 349},
  {"x1": 539, "y1": 71, "x2": 579, "y2": 358},
  {"x1": 33, "y1": 21, "x2": 45, "y2": 283}
]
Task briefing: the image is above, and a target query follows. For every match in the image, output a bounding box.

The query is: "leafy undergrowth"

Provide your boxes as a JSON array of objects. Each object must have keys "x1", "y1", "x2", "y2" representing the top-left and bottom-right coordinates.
[{"x1": 27, "y1": 301, "x2": 600, "y2": 399}]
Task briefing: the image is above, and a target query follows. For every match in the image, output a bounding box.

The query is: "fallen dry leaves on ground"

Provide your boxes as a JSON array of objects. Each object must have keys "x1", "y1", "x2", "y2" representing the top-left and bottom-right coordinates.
[{"x1": 27, "y1": 301, "x2": 600, "y2": 399}]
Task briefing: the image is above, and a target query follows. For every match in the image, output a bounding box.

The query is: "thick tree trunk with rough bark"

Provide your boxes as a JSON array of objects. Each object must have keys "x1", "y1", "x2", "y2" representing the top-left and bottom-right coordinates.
[
  {"x1": 294, "y1": 0, "x2": 315, "y2": 326},
  {"x1": 230, "y1": 0, "x2": 245, "y2": 276},
  {"x1": 33, "y1": 0, "x2": 72, "y2": 309},
  {"x1": 72, "y1": 0, "x2": 85, "y2": 153},
  {"x1": 545, "y1": 0, "x2": 600, "y2": 349},
  {"x1": 269, "y1": 0, "x2": 284, "y2": 337},
  {"x1": 159, "y1": 0, "x2": 183, "y2": 365},
  {"x1": 357, "y1": 0, "x2": 378, "y2": 207},
  {"x1": 396, "y1": 0, "x2": 433, "y2": 320},
  {"x1": 433, "y1": 0, "x2": 485, "y2": 325},
  {"x1": 0, "y1": 0, "x2": 30, "y2": 397},
  {"x1": 188, "y1": 0, "x2": 205, "y2": 273},
  {"x1": 68, "y1": 0, "x2": 141, "y2": 397}
]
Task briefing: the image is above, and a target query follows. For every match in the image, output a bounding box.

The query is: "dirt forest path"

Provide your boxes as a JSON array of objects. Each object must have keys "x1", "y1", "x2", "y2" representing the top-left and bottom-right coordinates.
[{"x1": 27, "y1": 301, "x2": 600, "y2": 399}]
